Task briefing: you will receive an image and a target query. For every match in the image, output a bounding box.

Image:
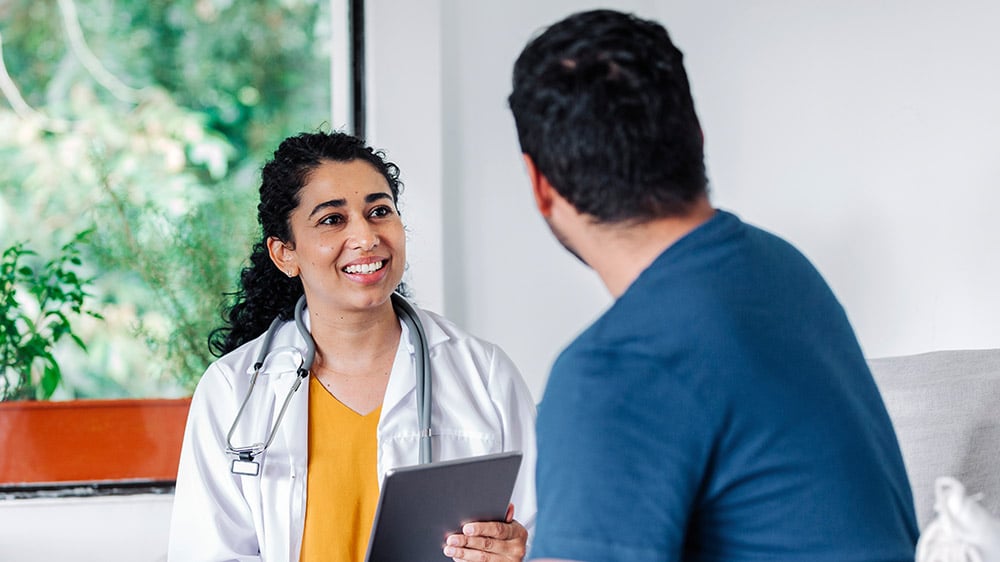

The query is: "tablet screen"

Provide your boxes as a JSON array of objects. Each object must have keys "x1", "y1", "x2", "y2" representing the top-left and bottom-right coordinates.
[{"x1": 364, "y1": 451, "x2": 523, "y2": 562}]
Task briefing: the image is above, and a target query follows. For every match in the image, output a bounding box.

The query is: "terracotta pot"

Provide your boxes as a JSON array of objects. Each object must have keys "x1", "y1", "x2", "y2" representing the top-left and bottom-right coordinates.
[{"x1": 0, "y1": 398, "x2": 191, "y2": 485}]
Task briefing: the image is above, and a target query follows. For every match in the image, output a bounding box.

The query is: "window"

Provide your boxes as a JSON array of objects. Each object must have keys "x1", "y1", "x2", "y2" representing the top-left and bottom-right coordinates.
[{"x1": 1, "y1": 0, "x2": 359, "y2": 402}]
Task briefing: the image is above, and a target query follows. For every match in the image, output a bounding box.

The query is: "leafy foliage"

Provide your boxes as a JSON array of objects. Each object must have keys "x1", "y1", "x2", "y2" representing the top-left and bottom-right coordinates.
[
  {"x1": 0, "y1": 0, "x2": 333, "y2": 398},
  {"x1": 1, "y1": 232, "x2": 101, "y2": 400}
]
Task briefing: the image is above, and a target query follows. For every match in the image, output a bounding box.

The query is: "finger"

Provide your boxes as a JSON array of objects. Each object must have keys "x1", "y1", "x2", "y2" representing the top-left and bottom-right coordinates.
[
  {"x1": 444, "y1": 536, "x2": 496, "y2": 562},
  {"x1": 445, "y1": 540, "x2": 525, "y2": 562},
  {"x1": 463, "y1": 520, "x2": 515, "y2": 539},
  {"x1": 447, "y1": 533, "x2": 497, "y2": 553},
  {"x1": 442, "y1": 544, "x2": 490, "y2": 562},
  {"x1": 467, "y1": 520, "x2": 529, "y2": 543},
  {"x1": 447, "y1": 528, "x2": 527, "y2": 552},
  {"x1": 450, "y1": 523, "x2": 527, "y2": 555},
  {"x1": 505, "y1": 503, "x2": 515, "y2": 523}
]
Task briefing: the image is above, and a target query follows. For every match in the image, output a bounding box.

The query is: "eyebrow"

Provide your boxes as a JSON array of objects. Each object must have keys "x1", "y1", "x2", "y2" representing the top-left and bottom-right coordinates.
[{"x1": 307, "y1": 192, "x2": 393, "y2": 219}]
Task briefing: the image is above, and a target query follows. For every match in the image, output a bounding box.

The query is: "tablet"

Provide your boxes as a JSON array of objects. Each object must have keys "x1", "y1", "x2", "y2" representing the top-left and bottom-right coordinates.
[{"x1": 364, "y1": 451, "x2": 523, "y2": 562}]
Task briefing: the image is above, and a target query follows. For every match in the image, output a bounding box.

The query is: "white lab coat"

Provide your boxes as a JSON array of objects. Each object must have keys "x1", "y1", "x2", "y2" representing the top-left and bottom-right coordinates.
[{"x1": 168, "y1": 304, "x2": 537, "y2": 562}]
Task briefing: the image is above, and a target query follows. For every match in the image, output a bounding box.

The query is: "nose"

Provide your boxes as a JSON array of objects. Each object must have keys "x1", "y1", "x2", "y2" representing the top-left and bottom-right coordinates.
[{"x1": 347, "y1": 219, "x2": 380, "y2": 251}]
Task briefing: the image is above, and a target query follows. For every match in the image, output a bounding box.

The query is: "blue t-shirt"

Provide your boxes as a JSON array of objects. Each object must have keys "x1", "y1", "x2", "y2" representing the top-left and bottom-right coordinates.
[{"x1": 529, "y1": 210, "x2": 918, "y2": 562}]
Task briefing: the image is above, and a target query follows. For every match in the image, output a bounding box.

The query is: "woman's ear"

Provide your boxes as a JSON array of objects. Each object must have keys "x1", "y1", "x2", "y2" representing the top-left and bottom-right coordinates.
[
  {"x1": 523, "y1": 154, "x2": 555, "y2": 217},
  {"x1": 267, "y1": 237, "x2": 298, "y2": 278}
]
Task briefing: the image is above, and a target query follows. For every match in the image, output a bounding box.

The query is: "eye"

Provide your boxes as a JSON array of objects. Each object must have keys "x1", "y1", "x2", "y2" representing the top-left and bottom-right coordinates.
[
  {"x1": 369, "y1": 205, "x2": 395, "y2": 219},
  {"x1": 319, "y1": 213, "x2": 345, "y2": 226}
]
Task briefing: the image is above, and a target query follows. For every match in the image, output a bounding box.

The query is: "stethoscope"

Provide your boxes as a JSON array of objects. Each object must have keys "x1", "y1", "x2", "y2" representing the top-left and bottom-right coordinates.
[{"x1": 226, "y1": 292, "x2": 432, "y2": 476}]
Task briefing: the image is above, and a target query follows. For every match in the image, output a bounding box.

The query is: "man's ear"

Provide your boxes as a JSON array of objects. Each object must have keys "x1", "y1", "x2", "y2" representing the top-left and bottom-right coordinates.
[
  {"x1": 523, "y1": 154, "x2": 555, "y2": 217},
  {"x1": 267, "y1": 236, "x2": 298, "y2": 278}
]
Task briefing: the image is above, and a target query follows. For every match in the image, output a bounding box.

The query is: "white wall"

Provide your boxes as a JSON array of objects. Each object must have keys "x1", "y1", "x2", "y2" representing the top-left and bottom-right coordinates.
[
  {"x1": 368, "y1": 0, "x2": 1000, "y2": 400},
  {"x1": 0, "y1": 494, "x2": 171, "y2": 561},
  {"x1": 365, "y1": 1, "x2": 447, "y2": 313}
]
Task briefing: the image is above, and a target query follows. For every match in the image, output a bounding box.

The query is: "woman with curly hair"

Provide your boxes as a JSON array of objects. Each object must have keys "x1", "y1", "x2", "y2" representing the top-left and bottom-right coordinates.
[{"x1": 168, "y1": 131, "x2": 536, "y2": 562}]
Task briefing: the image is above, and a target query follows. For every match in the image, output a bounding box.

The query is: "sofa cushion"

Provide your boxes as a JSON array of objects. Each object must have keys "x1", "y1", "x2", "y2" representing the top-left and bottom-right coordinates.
[{"x1": 868, "y1": 349, "x2": 1000, "y2": 528}]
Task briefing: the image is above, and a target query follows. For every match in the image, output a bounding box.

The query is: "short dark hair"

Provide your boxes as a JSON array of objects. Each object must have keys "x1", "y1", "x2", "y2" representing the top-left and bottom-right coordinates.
[
  {"x1": 508, "y1": 9, "x2": 707, "y2": 223},
  {"x1": 208, "y1": 131, "x2": 402, "y2": 356}
]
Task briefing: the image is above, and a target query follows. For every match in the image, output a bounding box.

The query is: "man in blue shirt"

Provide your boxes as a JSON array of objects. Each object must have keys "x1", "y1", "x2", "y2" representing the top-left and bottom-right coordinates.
[{"x1": 506, "y1": 9, "x2": 919, "y2": 562}]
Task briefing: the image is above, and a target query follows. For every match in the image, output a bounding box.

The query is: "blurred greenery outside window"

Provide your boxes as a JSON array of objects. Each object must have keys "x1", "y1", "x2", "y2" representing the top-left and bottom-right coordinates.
[{"x1": 0, "y1": 0, "x2": 335, "y2": 399}]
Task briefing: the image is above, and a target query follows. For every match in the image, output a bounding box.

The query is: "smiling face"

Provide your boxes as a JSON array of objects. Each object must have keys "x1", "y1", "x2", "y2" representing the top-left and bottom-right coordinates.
[{"x1": 267, "y1": 159, "x2": 405, "y2": 315}]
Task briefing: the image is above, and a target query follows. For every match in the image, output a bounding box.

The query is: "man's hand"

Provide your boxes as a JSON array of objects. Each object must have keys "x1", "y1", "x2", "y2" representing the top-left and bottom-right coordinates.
[{"x1": 443, "y1": 504, "x2": 528, "y2": 562}]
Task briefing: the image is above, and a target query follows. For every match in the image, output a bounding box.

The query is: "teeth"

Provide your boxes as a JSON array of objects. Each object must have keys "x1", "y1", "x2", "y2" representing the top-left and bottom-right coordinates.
[{"x1": 345, "y1": 260, "x2": 384, "y2": 274}]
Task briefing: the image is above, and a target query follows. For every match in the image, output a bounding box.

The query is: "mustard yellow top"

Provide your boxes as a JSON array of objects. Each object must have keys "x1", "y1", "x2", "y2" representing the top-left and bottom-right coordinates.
[{"x1": 299, "y1": 375, "x2": 382, "y2": 562}]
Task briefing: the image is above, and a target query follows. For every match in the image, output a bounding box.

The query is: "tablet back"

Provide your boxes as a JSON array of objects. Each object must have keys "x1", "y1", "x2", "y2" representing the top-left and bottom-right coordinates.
[{"x1": 364, "y1": 451, "x2": 523, "y2": 562}]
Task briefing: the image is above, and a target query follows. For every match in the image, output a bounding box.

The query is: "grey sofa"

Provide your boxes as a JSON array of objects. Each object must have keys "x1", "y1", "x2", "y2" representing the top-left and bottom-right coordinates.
[{"x1": 868, "y1": 348, "x2": 1000, "y2": 529}]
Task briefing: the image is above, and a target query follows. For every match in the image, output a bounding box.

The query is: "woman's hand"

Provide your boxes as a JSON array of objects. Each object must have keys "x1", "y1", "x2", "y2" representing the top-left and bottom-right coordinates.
[{"x1": 443, "y1": 504, "x2": 528, "y2": 562}]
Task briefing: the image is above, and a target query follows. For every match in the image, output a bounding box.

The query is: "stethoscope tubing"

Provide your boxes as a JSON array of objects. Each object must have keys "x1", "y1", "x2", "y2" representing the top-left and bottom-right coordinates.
[
  {"x1": 225, "y1": 292, "x2": 433, "y2": 472},
  {"x1": 392, "y1": 294, "x2": 432, "y2": 465}
]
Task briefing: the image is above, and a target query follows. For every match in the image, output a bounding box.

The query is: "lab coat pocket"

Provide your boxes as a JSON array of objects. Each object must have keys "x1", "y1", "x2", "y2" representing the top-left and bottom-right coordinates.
[
  {"x1": 380, "y1": 430, "x2": 499, "y2": 470},
  {"x1": 431, "y1": 430, "x2": 500, "y2": 461}
]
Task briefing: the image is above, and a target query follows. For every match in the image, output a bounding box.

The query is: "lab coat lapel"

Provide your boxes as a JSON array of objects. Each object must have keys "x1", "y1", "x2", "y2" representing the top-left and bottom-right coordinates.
[
  {"x1": 268, "y1": 316, "x2": 310, "y2": 562},
  {"x1": 272, "y1": 318, "x2": 310, "y2": 465},
  {"x1": 380, "y1": 318, "x2": 417, "y2": 424},
  {"x1": 378, "y1": 305, "x2": 451, "y2": 435}
]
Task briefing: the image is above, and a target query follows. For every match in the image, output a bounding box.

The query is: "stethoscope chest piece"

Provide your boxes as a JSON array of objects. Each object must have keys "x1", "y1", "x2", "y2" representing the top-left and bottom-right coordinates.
[{"x1": 226, "y1": 296, "x2": 311, "y2": 475}]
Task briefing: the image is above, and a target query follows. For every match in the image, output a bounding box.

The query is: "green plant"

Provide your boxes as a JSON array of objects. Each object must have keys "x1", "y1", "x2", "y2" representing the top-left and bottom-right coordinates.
[{"x1": 0, "y1": 231, "x2": 102, "y2": 401}]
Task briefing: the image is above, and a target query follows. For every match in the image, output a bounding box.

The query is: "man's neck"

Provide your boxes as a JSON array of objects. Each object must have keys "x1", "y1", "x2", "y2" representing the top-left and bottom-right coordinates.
[{"x1": 584, "y1": 198, "x2": 716, "y2": 298}]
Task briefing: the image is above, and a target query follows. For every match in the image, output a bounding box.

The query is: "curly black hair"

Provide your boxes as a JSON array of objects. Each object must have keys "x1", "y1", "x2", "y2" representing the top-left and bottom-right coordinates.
[
  {"x1": 508, "y1": 9, "x2": 707, "y2": 223},
  {"x1": 208, "y1": 131, "x2": 403, "y2": 357}
]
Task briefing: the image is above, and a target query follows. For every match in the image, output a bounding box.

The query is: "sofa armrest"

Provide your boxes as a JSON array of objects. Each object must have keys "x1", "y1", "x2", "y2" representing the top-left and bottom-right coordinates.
[{"x1": 868, "y1": 349, "x2": 1000, "y2": 529}]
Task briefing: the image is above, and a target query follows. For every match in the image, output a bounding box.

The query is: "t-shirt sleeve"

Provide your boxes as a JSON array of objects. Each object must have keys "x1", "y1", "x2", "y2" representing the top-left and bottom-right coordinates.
[{"x1": 528, "y1": 345, "x2": 712, "y2": 562}]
